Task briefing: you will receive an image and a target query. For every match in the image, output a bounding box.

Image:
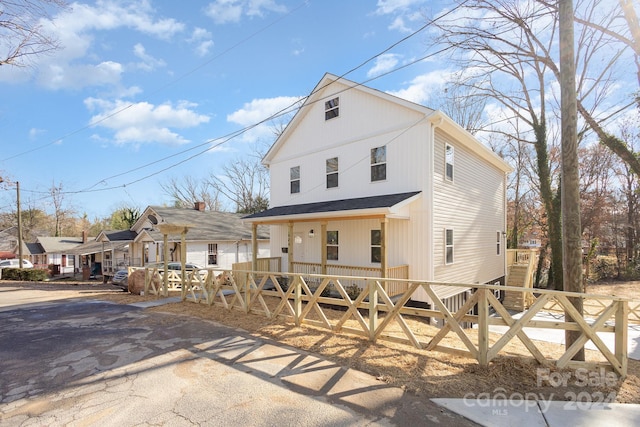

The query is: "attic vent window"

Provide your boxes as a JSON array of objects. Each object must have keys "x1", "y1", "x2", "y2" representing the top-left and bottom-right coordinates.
[{"x1": 325, "y1": 97, "x2": 339, "y2": 120}]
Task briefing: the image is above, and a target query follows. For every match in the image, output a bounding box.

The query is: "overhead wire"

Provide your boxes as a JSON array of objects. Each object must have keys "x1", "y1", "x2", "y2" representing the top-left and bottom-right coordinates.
[{"x1": 4, "y1": 3, "x2": 460, "y2": 202}]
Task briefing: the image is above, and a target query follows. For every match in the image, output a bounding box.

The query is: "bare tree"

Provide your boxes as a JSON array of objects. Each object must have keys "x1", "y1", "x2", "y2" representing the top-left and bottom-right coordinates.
[
  {"x1": 208, "y1": 155, "x2": 269, "y2": 214},
  {"x1": 160, "y1": 176, "x2": 222, "y2": 211},
  {"x1": 49, "y1": 181, "x2": 75, "y2": 237},
  {"x1": 428, "y1": 0, "x2": 636, "y2": 290},
  {"x1": 0, "y1": 0, "x2": 66, "y2": 67},
  {"x1": 436, "y1": 80, "x2": 487, "y2": 134}
]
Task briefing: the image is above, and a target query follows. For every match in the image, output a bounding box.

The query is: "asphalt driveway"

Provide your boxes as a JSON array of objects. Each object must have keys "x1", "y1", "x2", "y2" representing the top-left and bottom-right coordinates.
[{"x1": 0, "y1": 285, "x2": 476, "y2": 426}]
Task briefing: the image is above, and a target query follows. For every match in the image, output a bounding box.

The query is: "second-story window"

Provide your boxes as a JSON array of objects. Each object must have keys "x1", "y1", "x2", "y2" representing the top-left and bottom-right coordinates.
[
  {"x1": 326, "y1": 157, "x2": 338, "y2": 188},
  {"x1": 325, "y1": 97, "x2": 339, "y2": 120},
  {"x1": 371, "y1": 146, "x2": 386, "y2": 182},
  {"x1": 290, "y1": 166, "x2": 300, "y2": 194},
  {"x1": 496, "y1": 231, "x2": 502, "y2": 256},
  {"x1": 445, "y1": 143, "x2": 454, "y2": 182}
]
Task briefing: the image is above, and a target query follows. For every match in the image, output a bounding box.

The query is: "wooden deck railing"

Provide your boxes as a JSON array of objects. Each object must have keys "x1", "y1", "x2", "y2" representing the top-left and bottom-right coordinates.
[
  {"x1": 172, "y1": 269, "x2": 630, "y2": 377},
  {"x1": 291, "y1": 262, "x2": 409, "y2": 296}
]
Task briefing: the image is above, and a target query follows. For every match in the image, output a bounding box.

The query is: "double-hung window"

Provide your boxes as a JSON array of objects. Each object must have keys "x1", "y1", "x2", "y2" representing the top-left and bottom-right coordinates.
[
  {"x1": 208, "y1": 243, "x2": 218, "y2": 265},
  {"x1": 445, "y1": 229, "x2": 454, "y2": 265},
  {"x1": 496, "y1": 231, "x2": 502, "y2": 256},
  {"x1": 371, "y1": 230, "x2": 381, "y2": 263},
  {"x1": 445, "y1": 144, "x2": 454, "y2": 181},
  {"x1": 290, "y1": 166, "x2": 300, "y2": 194},
  {"x1": 327, "y1": 231, "x2": 339, "y2": 261},
  {"x1": 326, "y1": 157, "x2": 338, "y2": 188},
  {"x1": 371, "y1": 146, "x2": 386, "y2": 182},
  {"x1": 325, "y1": 97, "x2": 339, "y2": 120}
]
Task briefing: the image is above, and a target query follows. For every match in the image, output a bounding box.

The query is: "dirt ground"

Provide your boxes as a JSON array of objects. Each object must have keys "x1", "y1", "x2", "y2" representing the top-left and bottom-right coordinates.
[{"x1": 6, "y1": 278, "x2": 640, "y2": 404}]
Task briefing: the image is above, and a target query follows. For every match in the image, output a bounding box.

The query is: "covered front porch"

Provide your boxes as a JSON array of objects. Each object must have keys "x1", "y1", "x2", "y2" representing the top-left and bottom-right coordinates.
[{"x1": 243, "y1": 192, "x2": 422, "y2": 297}]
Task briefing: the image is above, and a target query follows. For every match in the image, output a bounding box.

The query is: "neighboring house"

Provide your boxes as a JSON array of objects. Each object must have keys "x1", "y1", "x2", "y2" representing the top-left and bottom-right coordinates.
[
  {"x1": 71, "y1": 203, "x2": 271, "y2": 280},
  {"x1": 243, "y1": 73, "x2": 512, "y2": 306},
  {"x1": 32, "y1": 236, "x2": 84, "y2": 274},
  {"x1": 129, "y1": 203, "x2": 270, "y2": 272}
]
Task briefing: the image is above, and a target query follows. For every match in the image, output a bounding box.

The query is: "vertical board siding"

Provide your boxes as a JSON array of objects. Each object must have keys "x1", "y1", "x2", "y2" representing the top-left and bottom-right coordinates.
[
  {"x1": 432, "y1": 129, "x2": 506, "y2": 284},
  {"x1": 269, "y1": 80, "x2": 429, "y2": 207}
]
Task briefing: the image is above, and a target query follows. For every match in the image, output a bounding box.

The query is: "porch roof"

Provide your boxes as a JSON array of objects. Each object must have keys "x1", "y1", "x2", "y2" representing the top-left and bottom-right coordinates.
[{"x1": 243, "y1": 191, "x2": 421, "y2": 223}]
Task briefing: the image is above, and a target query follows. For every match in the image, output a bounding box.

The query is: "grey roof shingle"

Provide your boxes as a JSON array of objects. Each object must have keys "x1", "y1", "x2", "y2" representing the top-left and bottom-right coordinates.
[
  {"x1": 243, "y1": 191, "x2": 421, "y2": 220},
  {"x1": 146, "y1": 207, "x2": 269, "y2": 241}
]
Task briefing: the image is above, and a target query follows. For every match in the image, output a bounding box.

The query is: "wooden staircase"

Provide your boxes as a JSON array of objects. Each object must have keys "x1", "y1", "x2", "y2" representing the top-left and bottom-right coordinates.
[{"x1": 503, "y1": 249, "x2": 538, "y2": 311}]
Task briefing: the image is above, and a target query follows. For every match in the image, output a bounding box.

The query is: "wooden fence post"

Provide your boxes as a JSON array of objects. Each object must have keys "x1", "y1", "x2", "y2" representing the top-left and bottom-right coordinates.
[
  {"x1": 369, "y1": 279, "x2": 378, "y2": 342},
  {"x1": 615, "y1": 300, "x2": 629, "y2": 378},
  {"x1": 477, "y1": 288, "x2": 489, "y2": 366},
  {"x1": 294, "y1": 275, "x2": 302, "y2": 327},
  {"x1": 245, "y1": 272, "x2": 252, "y2": 314}
]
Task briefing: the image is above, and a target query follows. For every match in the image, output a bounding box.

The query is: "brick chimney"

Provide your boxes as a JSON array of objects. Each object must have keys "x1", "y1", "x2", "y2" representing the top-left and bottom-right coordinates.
[
  {"x1": 82, "y1": 230, "x2": 88, "y2": 243},
  {"x1": 194, "y1": 201, "x2": 205, "y2": 211}
]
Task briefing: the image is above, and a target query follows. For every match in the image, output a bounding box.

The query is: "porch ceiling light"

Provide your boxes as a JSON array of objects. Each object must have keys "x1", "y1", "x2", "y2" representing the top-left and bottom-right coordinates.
[{"x1": 308, "y1": 229, "x2": 315, "y2": 238}]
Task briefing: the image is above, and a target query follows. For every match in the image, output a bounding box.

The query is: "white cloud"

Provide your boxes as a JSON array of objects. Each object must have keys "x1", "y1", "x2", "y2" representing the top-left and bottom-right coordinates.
[
  {"x1": 386, "y1": 70, "x2": 452, "y2": 105},
  {"x1": 0, "y1": 1, "x2": 184, "y2": 89},
  {"x1": 367, "y1": 53, "x2": 401, "y2": 78},
  {"x1": 227, "y1": 96, "x2": 303, "y2": 142},
  {"x1": 375, "y1": 0, "x2": 426, "y2": 15},
  {"x1": 132, "y1": 43, "x2": 166, "y2": 72},
  {"x1": 85, "y1": 98, "x2": 210, "y2": 146},
  {"x1": 205, "y1": 0, "x2": 287, "y2": 24},
  {"x1": 188, "y1": 28, "x2": 215, "y2": 57}
]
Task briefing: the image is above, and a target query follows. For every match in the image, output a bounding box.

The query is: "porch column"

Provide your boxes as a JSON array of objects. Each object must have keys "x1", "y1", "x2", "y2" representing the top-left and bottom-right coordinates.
[
  {"x1": 287, "y1": 222, "x2": 294, "y2": 273},
  {"x1": 180, "y1": 228, "x2": 187, "y2": 296},
  {"x1": 321, "y1": 222, "x2": 327, "y2": 275},
  {"x1": 252, "y1": 223, "x2": 258, "y2": 271},
  {"x1": 163, "y1": 233, "x2": 169, "y2": 296},
  {"x1": 381, "y1": 218, "x2": 388, "y2": 278}
]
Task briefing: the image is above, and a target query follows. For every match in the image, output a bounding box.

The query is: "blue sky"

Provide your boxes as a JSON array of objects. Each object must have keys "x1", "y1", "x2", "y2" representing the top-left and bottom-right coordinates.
[
  {"x1": 0, "y1": 0, "x2": 454, "y2": 220},
  {"x1": 1, "y1": 0, "x2": 635, "y2": 222}
]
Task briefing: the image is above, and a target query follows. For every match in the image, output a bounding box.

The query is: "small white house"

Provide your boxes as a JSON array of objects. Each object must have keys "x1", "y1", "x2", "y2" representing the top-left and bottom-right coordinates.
[
  {"x1": 244, "y1": 73, "x2": 512, "y2": 305},
  {"x1": 129, "y1": 203, "x2": 271, "y2": 271}
]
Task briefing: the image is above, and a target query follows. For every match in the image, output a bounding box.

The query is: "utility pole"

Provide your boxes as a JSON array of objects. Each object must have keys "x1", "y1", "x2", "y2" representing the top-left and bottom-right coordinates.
[
  {"x1": 17, "y1": 181, "x2": 24, "y2": 264},
  {"x1": 559, "y1": 0, "x2": 584, "y2": 360}
]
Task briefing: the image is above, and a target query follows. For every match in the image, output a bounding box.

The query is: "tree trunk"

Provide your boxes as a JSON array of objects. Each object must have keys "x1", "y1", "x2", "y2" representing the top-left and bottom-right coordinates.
[{"x1": 560, "y1": 0, "x2": 585, "y2": 361}]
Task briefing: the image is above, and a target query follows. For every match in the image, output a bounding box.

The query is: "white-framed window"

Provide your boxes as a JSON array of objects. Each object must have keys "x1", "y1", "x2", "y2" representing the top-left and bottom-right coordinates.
[
  {"x1": 208, "y1": 243, "x2": 218, "y2": 265},
  {"x1": 445, "y1": 228, "x2": 454, "y2": 265},
  {"x1": 326, "y1": 157, "x2": 338, "y2": 188},
  {"x1": 290, "y1": 166, "x2": 300, "y2": 194},
  {"x1": 496, "y1": 231, "x2": 502, "y2": 256},
  {"x1": 371, "y1": 146, "x2": 386, "y2": 182},
  {"x1": 327, "y1": 230, "x2": 339, "y2": 261},
  {"x1": 325, "y1": 97, "x2": 339, "y2": 120},
  {"x1": 371, "y1": 230, "x2": 381, "y2": 263},
  {"x1": 445, "y1": 143, "x2": 454, "y2": 182}
]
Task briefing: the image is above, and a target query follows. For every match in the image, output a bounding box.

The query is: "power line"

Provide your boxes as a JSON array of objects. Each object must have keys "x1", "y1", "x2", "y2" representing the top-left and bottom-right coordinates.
[
  {"x1": 1, "y1": 0, "x2": 311, "y2": 163},
  {"x1": 5, "y1": 6, "x2": 445, "y2": 201}
]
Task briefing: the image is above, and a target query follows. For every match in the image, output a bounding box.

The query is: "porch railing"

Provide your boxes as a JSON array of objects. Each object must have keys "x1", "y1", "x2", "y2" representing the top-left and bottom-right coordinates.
[{"x1": 291, "y1": 262, "x2": 409, "y2": 296}]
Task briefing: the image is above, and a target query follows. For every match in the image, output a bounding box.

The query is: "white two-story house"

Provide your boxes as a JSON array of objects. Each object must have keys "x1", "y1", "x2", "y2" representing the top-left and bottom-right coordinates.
[{"x1": 244, "y1": 73, "x2": 512, "y2": 305}]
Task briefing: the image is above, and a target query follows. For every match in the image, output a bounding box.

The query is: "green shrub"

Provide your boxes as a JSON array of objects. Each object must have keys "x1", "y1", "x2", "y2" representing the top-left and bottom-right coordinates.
[
  {"x1": 1, "y1": 268, "x2": 48, "y2": 281},
  {"x1": 345, "y1": 283, "x2": 361, "y2": 300}
]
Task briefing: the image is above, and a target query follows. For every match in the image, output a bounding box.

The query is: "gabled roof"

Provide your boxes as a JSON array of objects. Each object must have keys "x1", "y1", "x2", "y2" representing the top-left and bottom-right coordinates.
[
  {"x1": 71, "y1": 240, "x2": 129, "y2": 256},
  {"x1": 263, "y1": 73, "x2": 511, "y2": 174},
  {"x1": 134, "y1": 206, "x2": 270, "y2": 242},
  {"x1": 96, "y1": 230, "x2": 137, "y2": 242},
  {"x1": 244, "y1": 192, "x2": 421, "y2": 223},
  {"x1": 36, "y1": 236, "x2": 84, "y2": 253}
]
